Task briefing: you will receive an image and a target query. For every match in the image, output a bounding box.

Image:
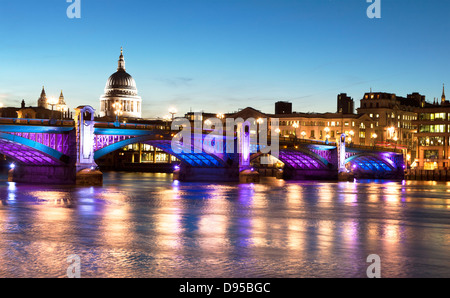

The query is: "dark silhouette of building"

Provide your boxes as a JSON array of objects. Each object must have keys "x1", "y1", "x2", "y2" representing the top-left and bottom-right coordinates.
[
  {"x1": 275, "y1": 101, "x2": 292, "y2": 114},
  {"x1": 337, "y1": 93, "x2": 354, "y2": 114}
]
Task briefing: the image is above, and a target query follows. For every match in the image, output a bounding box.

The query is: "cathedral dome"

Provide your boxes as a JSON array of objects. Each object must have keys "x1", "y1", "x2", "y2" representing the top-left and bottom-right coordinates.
[
  {"x1": 103, "y1": 47, "x2": 138, "y2": 96},
  {"x1": 99, "y1": 47, "x2": 143, "y2": 119},
  {"x1": 105, "y1": 70, "x2": 137, "y2": 91}
]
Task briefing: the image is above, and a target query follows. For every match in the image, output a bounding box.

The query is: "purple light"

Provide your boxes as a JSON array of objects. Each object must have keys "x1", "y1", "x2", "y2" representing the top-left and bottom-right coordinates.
[
  {"x1": 352, "y1": 164, "x2": 357, "y2": 169},
  {"x1": 174, "y1": 165, "x2": 180, "y2": 171},
  {"x1": 9, "y1": 163, "x2": 15, "y2": 169}
]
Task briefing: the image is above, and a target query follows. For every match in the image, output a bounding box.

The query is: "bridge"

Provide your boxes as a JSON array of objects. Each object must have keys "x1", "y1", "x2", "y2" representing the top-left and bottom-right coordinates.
[{"x1": 0, "y1": 106, "x2": 405, "y2": 185}]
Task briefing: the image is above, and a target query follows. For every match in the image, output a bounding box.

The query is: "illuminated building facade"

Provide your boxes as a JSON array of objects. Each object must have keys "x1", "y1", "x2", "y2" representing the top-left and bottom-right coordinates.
[
  {"x1": 413, "y1": 95, "x2": 450, "y2": 170},
  {"x1": 356, "y1": 91, "x2": 421, "y2": 159}
]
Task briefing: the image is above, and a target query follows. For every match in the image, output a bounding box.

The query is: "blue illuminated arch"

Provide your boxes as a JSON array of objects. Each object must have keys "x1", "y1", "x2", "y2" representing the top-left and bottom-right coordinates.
[
  {"x1": 345, "y1": 153, "x2": 396, "y2": 172},
  {"x1": 93, "y1": 136, "x2": 230, "y2": 168}
]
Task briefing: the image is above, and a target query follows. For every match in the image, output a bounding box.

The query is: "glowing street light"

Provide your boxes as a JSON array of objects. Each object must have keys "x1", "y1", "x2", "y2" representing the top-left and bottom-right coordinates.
[
  {"x1": 324, "y1": 127, "x2": 330, "y2": 141},
  {"x1": 169, "y1": 107, "x2": 177, "y2": 120},
  {"x1": 217, "y1": 113, "x2": 225, "y2": 120},
  {"x1": 292, "y1": 122, "x2": 299, "y2": 138},
  {"x1": 113, "y1": 102, "x2": 123, "y2": 126},
  {"x1": 348, "y1": 130, "x2": 355, "y2": 144},
  {"x1": 372, "y1": 132, "x2": 378, "y2": 147},
  {"x1": 301, "y1": 131, "x2": 307, "y2": 139}
]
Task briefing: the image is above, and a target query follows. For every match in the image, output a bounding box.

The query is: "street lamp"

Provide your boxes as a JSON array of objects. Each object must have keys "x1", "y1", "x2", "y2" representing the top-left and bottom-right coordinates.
[
  {"x1": 217, "y1": 113, "x2": 225, "y2": 120},
  {"x1": 169, "y1": 107, "x2": 177, "y2": 120},
  {"x1": 324, "y1": 127, "x2": 330, "y2": 140},
  {"x1": 301, "y1": 131, "x2": 306, "y2": 139},
  {"x1": 113, "y1": 102, "x2": 123, "y2": 126},
  {"x1": 349, "y1": 130, "x2": 355, "y2": 145},
  {"x1": 292, "y1": 122, "x2": 299, "y2": 138},
  {"x1": 372, "y1": 133, "x2": 378, "y2": 147}
]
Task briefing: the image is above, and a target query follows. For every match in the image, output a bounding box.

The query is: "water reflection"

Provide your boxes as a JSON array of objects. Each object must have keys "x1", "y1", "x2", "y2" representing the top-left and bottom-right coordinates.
[{"x1": 0, "y1": 173, "x2": 449, "y2": 277}]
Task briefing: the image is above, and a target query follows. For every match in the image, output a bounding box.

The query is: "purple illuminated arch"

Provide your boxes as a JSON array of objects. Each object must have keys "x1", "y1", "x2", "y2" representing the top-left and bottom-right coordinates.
[{"x1": 0, "y1": 132, "x2": 69, "y2": 165}]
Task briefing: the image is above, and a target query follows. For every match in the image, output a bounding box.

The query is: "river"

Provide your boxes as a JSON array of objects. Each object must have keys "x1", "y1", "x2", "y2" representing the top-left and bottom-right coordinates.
[{"x1": 0, "y1": 172, "x2": 449, "y2": 278}]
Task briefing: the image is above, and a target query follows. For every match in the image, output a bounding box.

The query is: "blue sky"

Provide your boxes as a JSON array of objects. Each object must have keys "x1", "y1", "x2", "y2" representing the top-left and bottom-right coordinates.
[{"x1": 0, "y1": 0, "x2": 450, "y2": 118}]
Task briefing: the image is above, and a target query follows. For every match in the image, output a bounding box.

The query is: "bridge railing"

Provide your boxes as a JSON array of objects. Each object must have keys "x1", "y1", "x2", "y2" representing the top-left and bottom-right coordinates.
[
  {"x1": 0, "y1": 117, "x2": 75, "y2": 126},
  {"x1": 94, "y1": 121, "x2": 171, "y2": 131}
]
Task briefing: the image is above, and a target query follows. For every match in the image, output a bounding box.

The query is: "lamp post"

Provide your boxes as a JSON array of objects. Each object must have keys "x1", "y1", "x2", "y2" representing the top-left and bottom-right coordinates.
[
  {"x1": 324, "y1": 127, "x2": 330, "y2": 140},
  {"x1": 372, "y1": 133, "x2": 378, "y2": 147},
  {"x1": 301, "y1": 131, "x2": 306, "y2": 139},
  {"x1": 113, "y1": 102, "x2": 123, "y2": 127},
  {"x1": 349, "y1": 130, "x2": 354, "y2": 145},
  {"x1": 169, "y1": 107, "x2": 177, "y2": 121},
  {"x1": 292, "y1": 122, "x2": 299, "y2": 138}
]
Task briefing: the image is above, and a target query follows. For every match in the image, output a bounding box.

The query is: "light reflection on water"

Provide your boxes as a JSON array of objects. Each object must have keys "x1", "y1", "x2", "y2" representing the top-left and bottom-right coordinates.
[{"x1": 0, "y1": 172, "x2": 449, "y2": 278}]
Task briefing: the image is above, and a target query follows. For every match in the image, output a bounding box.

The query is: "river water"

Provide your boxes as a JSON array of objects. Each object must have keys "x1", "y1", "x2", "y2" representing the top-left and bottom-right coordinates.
[{"x1": 0, "y1": 171, "x2": 449, "y2": 278}]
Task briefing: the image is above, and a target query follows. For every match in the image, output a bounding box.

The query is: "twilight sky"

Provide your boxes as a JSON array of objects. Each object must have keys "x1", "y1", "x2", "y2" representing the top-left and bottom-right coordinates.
[{"x1": 0, "y1": 0, "x2": 449, "y2": 118}]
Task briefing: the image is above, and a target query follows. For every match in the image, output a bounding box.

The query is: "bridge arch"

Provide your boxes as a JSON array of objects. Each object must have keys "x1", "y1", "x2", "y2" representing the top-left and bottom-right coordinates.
[
  {"x1": 93, "y1": 135, "x2": 232, "y2": 168},
  {"x1": 0, "y1": 132, "x2": 69, "y2": 165},
  {"x1": 251, "y1": 147, "x2": 331, "y2": 170},
  {"x1": 345, "y1": 152, "x2": 403, "y2": 175}
]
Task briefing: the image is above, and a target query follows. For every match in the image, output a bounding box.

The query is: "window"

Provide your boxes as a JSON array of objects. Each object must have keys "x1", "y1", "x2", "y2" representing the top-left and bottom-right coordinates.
[
  {"x1": 420, "y1": 125, "x2": 445, "y2": 133},
  {"x1": 424, "y1": 150, "x2": 439, "y2": 159},
  {"x1": 419, "y1": 137, "x2": 445, "y2": 146},
  {"x1": 420, "y1": 113, "x2": 445, "y2": 121}
]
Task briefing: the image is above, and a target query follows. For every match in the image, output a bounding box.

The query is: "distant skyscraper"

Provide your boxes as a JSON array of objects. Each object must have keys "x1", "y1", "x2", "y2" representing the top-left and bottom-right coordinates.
[{"x1": 99, "y1": 47, "x2": 142, "y2": 119}]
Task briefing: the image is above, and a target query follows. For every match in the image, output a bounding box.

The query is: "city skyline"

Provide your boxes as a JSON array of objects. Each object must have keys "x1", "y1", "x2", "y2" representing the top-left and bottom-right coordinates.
[{"x1": 1, "y1": 0, "x2": 450, "y2": 118}]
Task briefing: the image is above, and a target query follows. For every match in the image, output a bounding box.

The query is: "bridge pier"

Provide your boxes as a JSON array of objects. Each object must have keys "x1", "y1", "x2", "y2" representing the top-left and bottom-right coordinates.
[
  {"x1": 7, "y1": 165, "x2": 103, "y2": 185},
  {"x1": 173, "y1": 165, "x2": 239, "y2": 182},
  {"x1": 8, "y1": 165, "x2": 76, "y2": 185}
]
